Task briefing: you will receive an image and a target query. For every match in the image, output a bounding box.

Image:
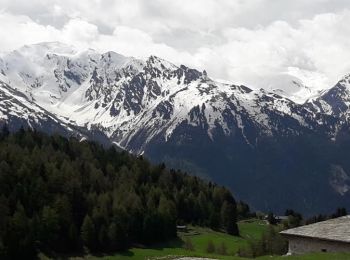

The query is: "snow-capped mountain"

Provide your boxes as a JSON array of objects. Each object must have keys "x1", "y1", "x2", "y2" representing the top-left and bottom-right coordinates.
[
  {"x1": 1, "y1": 42, "x2": 350, "y2": 214},
  {"x1": 258, "y1": 70, "x2": 329, "y2": 104},
  {"x1": 0, "y1": 42, "x2": 337, "y2": 150}
]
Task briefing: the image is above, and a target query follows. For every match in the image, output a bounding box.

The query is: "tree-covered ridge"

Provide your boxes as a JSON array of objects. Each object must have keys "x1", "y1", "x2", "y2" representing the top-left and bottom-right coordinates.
[{"x1": 0, "y1": 128, "x2": 238, "y2": 259}]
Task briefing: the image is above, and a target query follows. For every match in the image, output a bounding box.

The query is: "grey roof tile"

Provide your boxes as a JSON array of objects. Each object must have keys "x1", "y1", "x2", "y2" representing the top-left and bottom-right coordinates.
[{"x1": 280, "y1": 216, "x2": 350, "y2": 243}]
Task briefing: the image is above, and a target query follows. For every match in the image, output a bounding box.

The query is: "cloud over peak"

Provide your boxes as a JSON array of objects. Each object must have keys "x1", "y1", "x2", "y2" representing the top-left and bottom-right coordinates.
[{"x1": 0, "y1": 0, "x2": 350, "y2": 96}]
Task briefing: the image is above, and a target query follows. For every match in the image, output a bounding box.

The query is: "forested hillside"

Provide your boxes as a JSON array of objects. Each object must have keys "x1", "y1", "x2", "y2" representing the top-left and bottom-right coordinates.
[{"x1": 0, "y1": 128, "x2": 238, "y2": 259}]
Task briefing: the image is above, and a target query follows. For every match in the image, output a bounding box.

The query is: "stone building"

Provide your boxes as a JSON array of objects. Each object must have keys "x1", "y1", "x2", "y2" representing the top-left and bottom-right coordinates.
[{"x1": 280, "y1": 215, "x2": 350, "y2": 255}]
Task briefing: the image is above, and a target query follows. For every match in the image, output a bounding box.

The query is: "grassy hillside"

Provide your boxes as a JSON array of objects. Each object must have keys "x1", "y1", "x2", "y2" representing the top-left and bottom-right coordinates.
[
  {"x1": 83, "y1": 219, "x2": 266, "y2": 259},
  {"x1": 79, "y1": 219, "x2": 350, "y2": 260}
]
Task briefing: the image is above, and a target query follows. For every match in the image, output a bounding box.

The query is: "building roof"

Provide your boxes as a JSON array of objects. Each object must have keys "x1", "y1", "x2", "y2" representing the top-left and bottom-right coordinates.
[
  {"x1": 280, "y1": 215, "x2": 350, "y2": 243},
  {"x1": 275, "y1": 216, "x2": 289, "y2": 220},
  {"x1": 176, "y1": 225, "x2": 187, "y2": 229}
]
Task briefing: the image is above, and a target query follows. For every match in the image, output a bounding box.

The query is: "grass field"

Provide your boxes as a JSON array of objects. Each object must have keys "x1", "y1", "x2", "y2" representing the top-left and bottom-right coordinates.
[
  {"x1": 259, "y1": 253, "x2": 350, "y2": 260},
  {"x1": 84, "y1": 219, "x2": 267, "y2": 259},
  {"x1": 78, "y1": 219, "x2": 350, "y2": 260}
]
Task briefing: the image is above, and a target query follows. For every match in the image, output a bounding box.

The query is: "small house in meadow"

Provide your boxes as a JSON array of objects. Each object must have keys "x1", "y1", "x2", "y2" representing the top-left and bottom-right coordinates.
[
  {"x1": 264, "y1": 214, "x2": 288, "y2": 224},
  {"x1": 280, "y1": 215, "x2": 350, "y2": 255}
]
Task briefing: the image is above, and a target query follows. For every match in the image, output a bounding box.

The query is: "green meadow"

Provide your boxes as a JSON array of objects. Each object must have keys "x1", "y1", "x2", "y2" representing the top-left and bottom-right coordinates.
[
  {"x1": 83, "y1": 220, "x2": 259, "y2": 259},
  {"x1": 68, "y1": 219, "x2": 350, "y2": 260}
]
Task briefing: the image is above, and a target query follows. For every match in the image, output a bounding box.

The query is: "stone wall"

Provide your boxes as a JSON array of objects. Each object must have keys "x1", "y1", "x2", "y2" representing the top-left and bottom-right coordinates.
[{"x1": 287, "y1": 236, "x2": 350, "y2": 255}]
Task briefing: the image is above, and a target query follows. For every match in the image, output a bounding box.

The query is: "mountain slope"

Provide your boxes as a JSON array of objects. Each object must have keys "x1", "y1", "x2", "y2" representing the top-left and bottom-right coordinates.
[
  {"x1": 0, "y1": 80, "x2": 74, "y2": 134},
  {"x1": 1, "y1": 42, "x2": 350, "y2": 214},
  {"x1": 0, "y1": 78, "x2": 111, "y2": 145}
]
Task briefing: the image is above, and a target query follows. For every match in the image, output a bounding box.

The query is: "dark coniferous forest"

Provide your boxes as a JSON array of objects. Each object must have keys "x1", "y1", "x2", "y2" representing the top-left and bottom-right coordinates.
[{"x1": 0, "y1": 128, "x2": 238, "y2": 259}]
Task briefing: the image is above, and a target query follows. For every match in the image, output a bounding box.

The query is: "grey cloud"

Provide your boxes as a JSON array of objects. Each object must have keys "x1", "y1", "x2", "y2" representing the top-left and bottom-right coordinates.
[{"x1": 0, "y1": 0, "x2": 350, "y2": 94}]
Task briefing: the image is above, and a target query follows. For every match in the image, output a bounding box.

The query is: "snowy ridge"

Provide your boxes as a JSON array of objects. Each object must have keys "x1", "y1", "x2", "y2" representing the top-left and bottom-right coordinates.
[
  {"x1": 0, "y1": 79, "x2": 75, "y2": 134},
  {"x1": 0, "y1": 42, "x2": 349, "y2": 153}
]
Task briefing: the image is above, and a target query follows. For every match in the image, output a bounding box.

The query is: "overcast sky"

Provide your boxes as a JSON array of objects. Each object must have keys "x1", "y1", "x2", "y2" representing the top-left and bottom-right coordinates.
[{"x1": 0, "y1": 0, "x2": 350, "y2": 90}]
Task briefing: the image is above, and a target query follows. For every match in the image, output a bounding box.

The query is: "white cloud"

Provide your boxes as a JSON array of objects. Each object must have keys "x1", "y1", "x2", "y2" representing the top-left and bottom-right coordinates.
[
  {"x1": 0, "y1": 0, "x2": 350, "y2": 94},
  {"x1": 61, "y1": 19, "x2": 99, "y2": 43},
  {"x1": 0, "y1": 12, "x2": 59, "y2": 51}
]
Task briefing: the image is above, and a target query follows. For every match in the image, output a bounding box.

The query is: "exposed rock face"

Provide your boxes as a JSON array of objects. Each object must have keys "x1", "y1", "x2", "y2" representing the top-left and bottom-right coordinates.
[{"x1": 329, "y1": 165, "x2": 350, "y2": 196}]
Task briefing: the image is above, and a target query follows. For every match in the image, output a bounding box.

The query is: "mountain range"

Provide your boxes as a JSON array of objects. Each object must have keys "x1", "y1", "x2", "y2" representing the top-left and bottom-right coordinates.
[{"x1": 1, "y1": 42, "x2": 350, "y2": 215}]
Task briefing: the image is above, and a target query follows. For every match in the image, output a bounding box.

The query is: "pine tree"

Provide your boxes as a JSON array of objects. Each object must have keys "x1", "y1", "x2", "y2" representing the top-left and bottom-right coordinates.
[
  {"x1": 6, "y1": 203, "x2": 36, "y2": 259},
  {"x1": 221, "y1": 201, "x2": 239, "y2": 235},
  {"x1": 267, "y1": 212, "x2": 277, "y2": 225},
  {"x1": 39, "y1": 206, "x2": 60, "y2": 249},
  {"x1": 107, "y1": 222, "x2": 118, "y2": 250},
  {"x1": 81, "y1": 215, "x2": 96, "y2": 251}
]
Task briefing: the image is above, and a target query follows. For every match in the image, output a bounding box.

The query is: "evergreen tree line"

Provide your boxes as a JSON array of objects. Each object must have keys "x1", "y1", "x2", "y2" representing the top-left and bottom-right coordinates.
[
  {"x1": 305, "y1": 207, "x2": 348, "y2": 225},
  {"x1": 0, "y1": 128, "x2": 238, "y2": 259},
  {"x1": 265, "y1": 207, "x2": 347, "y2": 228}
]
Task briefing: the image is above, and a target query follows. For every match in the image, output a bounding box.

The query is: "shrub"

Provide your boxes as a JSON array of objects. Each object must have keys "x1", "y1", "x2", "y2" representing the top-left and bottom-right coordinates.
[
  {"x1": 217, "y1": 241, "x2": 228, "y2": 255},
  {"x1": 184, "y1": 237, "x2": 194, "y2": 251},
  {"x1": 206, "y1": 240, "x2": 215, "y2": 253}
]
